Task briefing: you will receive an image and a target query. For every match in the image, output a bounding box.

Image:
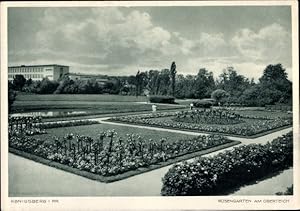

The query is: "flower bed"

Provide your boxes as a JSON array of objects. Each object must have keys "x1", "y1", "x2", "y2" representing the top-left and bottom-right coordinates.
[
  {"x1": 9, "y1": 116, "x2": 99, "y2": 136},
  {"x1": 161, "y1": 132, "x2": 293, "y2": 196},
  {"x1": 9, "y1": 116, "x2": 42, "y2": 130},
  {"x1": 109, "y1": 111, "x2": 292, "y2": 137},
  {"x1": 39, "y1": 119, "x2": 100, "y2": 129},
  {"x1": 9, "y1": 128, "x2": 237, "y2": 181},
  {"x1": 174, "y1": 109, "x2": 243, "y2": 125},
  {"x1": 9, "y1": 116, "x2": 45, "y2": 136}
]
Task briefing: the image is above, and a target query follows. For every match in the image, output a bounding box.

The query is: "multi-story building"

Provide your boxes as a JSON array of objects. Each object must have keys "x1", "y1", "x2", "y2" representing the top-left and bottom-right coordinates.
[{"x1": 8, "y1": 64, "x2": 69, "y2": 81}]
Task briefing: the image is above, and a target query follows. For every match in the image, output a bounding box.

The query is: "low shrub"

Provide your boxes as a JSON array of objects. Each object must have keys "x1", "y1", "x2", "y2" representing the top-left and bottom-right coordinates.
[
  {"x1": 161, "y1": 131, "x2": 293, "y2": 196},
  {"x1": 149, "y1": 95, "x2": 175, "y2": 104},
  {"x1": 193, "y1": 99, "x2": 216, "y2": 108}
]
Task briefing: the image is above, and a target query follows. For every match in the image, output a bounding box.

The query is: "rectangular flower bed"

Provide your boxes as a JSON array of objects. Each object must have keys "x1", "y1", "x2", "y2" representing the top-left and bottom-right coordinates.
[
  {"x1": 108, "y1": 110, "x2": 292, "y2": 138},
  {"x1": 8, "y1": 127, "x2": 239, "y2": 183}
]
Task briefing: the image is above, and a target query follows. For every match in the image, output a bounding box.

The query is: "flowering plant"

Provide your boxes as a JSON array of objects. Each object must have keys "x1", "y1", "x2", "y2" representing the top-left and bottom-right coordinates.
[{"x1": 161, "y1": 132, "x2": 293, "y2": 196}]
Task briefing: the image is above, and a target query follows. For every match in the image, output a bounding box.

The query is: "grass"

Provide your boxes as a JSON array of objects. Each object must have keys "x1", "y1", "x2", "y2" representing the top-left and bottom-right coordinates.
[
  {"x1": 232, "y1": 110, "x2": 292, "y2": 119},
  {"x1": 33, "y1": 123, "x2": 197, "y2": 145},
  {"x1": 12, "y1": 93, "x2": 188, "y2": 113},
  {"x1": 15, "y1": 93, "x2": 147, "y2": 102},
  {"x1": 11, "y1": 102, "x2": 185, "y2": 113},
  {"x1": 39, "y1": 108, "x2": 186, "y2": 122}
]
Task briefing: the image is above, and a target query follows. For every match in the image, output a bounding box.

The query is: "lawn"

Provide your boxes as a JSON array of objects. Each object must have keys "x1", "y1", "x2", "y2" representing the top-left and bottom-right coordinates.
[
  {"x1": 232, "y1": 110, "x2": 292, "y2": 119},
  {"x1": 11, "y1": 101, "x2": 186, "y2": 114},
  {"x1": 33, "y1": 123, "x2": 196, "y2": 144},
  {"x1": 15, "y1": 93, "x2": 147, "y2": 102}
]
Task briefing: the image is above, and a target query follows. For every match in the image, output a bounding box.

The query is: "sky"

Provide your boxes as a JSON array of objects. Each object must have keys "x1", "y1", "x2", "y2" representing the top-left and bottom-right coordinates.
[{"x1": 8, "y1": 6, "x2": 292, "y2": 81}]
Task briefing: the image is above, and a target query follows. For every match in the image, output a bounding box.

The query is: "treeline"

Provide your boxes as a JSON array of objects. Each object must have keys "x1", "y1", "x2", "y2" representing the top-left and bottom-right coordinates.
[
  {"x1": 8, "y1": 63, "x2": 292, "y2": 106},
  {"x1": 9, "y1": 76, "x2": 122, "y2": 95},
  {"x1": 134, "y1": 64, "x2": 292, "y2": 106}
]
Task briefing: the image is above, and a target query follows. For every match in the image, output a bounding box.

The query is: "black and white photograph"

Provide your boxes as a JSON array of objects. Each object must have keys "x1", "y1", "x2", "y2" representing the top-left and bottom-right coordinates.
[{"x1": 1, "y1": 1, "x2": 299, "y2": 210}]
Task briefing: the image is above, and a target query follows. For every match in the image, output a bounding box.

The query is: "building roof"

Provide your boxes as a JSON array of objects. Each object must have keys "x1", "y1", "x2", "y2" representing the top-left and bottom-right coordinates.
[
  {"x1": 8, "y1": 64, "x2": 69, "y2": 68},
  {"x1": 66, "y1": 73, "x2": 107, "y2": 78}
]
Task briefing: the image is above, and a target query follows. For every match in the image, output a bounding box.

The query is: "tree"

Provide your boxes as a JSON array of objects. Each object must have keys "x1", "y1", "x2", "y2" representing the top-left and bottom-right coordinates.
[
  {"x1": 174, "y1": 74, "x2": 186, "y2": 99},
  {"x1": 260, "y1": 64, "x2": 288, "y2": 83},
  {"x1": 147, "y1": 70, "x2": 160, "y2": 95},
  {"x1": 194, "y1": 68, "x2": 215, "y2": 99},
  {"x1": 211, "y1": 89, "x2": 229, "y2": 105},
  {"x1": 39, "y1": 78, "x2": 59, "y2": 94},
  {"x1": 239, "y1": 84, "x2": 261, "y2": 106},
  {"x1": 175, "y1": 74, "x2": 197, "y2": 98},
  {"x1": 159, "y1": 69, "x2": 171, "y2": 95},
  {"x1": 170, "y1": 61, "x2": 177, "y2": 96},
  {"x1": 13, "y1": 75, "x2": 26, "y2": 91},
  {"x1": 259, "y1": 64, "x2": 292, "y2": 104},
  {"x1": 135, "y1": 71, "x2": 141, "y2": 96},
  {"x1": 25, "y1": 78, "x2": 33, "y2": 87},
  {"x1": 54, "y1": 76, "x2": 71, "y2": 94},
  {"x1": 217, "y1": 67, "x2": 251, "y2": 104}
]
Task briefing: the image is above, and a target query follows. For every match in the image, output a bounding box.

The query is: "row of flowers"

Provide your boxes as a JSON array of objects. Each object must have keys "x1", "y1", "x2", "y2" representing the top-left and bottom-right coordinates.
[
  {"x1": 9, "y1": 116, "x2": 45, "y2": 135},
  {"x1": 9, "y1": 117, "x2": 100, "y2": 136},
  {"x1": 9, "y1": 116, "x2": 42, "y2": 131},
  {"x1": 9, "y1": 129, "x2": 232, "y2": 177},
  {"x1": 214, "y1": 108, "x2": 292, "y2": 120},
  {"x1": 161, "y1": 131, "x2": 293, "y2": 196},
  {"x1": 110, "y1": 113, "x2": 292, "y2": 136},
  {"x1": 39, "y1": 119, "x2": 100, "y2": 129},
  {"x1": 174, "y1": 109, "x2": 244, "y2": 125}
]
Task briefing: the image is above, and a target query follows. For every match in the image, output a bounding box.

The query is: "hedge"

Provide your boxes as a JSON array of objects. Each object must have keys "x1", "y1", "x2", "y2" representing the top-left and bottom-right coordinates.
[
  {"x1": 161, "y1": 131, "x2": 293, "y2": 196},
  {"x1": 149, "y1": 95, "x2": 175, "y2": 104},
  {"x1": 193, "y1": 99, "x2": 216, "y2": 108}
]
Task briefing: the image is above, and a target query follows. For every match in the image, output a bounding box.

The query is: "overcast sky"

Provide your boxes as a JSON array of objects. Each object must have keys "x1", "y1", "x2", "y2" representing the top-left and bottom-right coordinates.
[{"x1": 8, "y1": 6, "x2": 292, "y2": 80}]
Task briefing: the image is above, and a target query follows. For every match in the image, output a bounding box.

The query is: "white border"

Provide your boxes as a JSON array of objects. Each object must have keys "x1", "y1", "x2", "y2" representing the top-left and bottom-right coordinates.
[{"x1": 1, "y1": 1, "x2": 299, "y2": 210}]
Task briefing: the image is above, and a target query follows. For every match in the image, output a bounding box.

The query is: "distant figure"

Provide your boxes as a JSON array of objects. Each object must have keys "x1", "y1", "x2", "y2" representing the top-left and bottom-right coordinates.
[
  {"x1": 190, "y1": 103, "x2": 194, "y2": 110},
  {"x1": 152, "y1": 104, "x2": 157, "y2": 112}
]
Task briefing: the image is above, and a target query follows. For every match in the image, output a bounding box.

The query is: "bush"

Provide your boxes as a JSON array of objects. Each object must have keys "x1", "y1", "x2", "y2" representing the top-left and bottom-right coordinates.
[
  {"x1": 193, "y1": 99, "x2": 216, "y2": 108},
  {"x1": 149, "y1": 95, "x2": 175, "y2": 104},
  {"x1": 276, "y1": 185, "x2": 293, "y2": 195},
  {"x1": 211, "y1": 89, "x2": 229, "y2": 105},
  {"x1": 161, "y1": 132, "x2": 293, "y2": 196}
]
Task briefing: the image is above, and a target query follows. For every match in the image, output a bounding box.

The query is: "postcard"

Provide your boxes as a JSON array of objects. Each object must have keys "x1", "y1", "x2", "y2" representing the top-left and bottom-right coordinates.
[{"x1": 1, "y1": 1, "x2": 299, "y2": 210}]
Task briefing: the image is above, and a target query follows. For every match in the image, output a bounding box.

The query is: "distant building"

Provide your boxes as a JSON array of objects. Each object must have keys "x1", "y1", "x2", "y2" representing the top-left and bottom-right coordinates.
[
  {"x1": 8, "y1": 64, "x2": 69, "y2": 81},
  {"x1": 66, "y1": 73, "x2": 109, "y2": 86}
]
